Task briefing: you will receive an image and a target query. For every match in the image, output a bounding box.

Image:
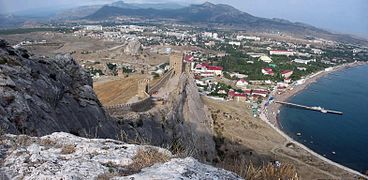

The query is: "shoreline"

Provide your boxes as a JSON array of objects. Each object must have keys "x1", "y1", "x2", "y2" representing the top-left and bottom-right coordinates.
[{"x1": 260, "y1": 61, "x2": 368, "y2": 178}]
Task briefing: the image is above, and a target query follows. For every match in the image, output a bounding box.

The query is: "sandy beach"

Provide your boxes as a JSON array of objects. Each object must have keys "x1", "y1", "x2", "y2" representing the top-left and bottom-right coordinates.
[{"x1": 260, "y1": 61, "x2": 368, "y2": 178}]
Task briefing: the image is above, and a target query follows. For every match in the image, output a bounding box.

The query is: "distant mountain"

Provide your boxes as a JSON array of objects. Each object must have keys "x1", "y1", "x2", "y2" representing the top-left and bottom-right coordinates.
[
  {"x1": 55, "y1": 1, "x2": 184, "y2": 20},
  {"x1": 54, "y1": 5, "x2": 103, "y2": 20},
  {"x1": 111, "y1": 1, "x2": 184, "y2": 10},
  {"x1": 85, "y1": 2, "x2": 367, "y2": 45}
]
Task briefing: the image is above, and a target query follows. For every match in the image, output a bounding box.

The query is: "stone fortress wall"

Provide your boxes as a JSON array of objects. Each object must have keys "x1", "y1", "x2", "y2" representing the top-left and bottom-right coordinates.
[{"x1": 104, "y1": 53, "x2": 183, "y2": 115}]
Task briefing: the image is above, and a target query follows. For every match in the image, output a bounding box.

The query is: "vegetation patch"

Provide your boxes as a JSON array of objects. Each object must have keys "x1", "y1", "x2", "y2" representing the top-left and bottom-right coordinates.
[{"x1": 60, "y1": 144, "x2": 76, "y2": 154}]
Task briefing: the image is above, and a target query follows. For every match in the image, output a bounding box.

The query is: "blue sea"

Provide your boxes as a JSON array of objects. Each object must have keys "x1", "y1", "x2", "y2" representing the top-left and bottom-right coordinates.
[{"x1": 279, "y1": 64, "x2": 368, "y2": 173}]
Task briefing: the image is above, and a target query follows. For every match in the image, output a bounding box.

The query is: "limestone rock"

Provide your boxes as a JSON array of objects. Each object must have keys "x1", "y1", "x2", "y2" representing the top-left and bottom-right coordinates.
[
  {"x1": 0, "y1": 132, "x2": 242, "y2": 180},
  {"x1": 124, "y1": 39, "x2": 141, "y2": 55},
  {"x1": 0, "y1": 40, "x2": 118, "y2": 138}
]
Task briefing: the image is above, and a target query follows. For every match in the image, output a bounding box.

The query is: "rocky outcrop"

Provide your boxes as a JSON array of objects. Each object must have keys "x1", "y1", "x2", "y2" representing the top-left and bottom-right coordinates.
[
  {"x1": 116, "y1": 74, "x2": 217, "y2": 162},
  {"x1": 0, "y1": 132, "x2": 241, "y2": 179},
  {"x1": 0, "y1": 40, "x2": 118, "y2": 138},
  {"x1": 124, "y1": 39, "x2": 141, "y2": 55}
]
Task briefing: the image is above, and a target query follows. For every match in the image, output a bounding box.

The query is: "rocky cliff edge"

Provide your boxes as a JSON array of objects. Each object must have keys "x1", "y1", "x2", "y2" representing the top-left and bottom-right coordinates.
[
  {"x1": 0, "y1": 40, "x2": 118, "y2": 138},
  {"x1": 0, "y1": 132, "x2": 241, "y2": 179}
]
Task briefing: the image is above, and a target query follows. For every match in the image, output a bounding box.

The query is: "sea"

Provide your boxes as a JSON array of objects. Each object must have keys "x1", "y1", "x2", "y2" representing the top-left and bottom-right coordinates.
[{"x1": 279, "y1": 64, "x2": 368, "y2": 173}]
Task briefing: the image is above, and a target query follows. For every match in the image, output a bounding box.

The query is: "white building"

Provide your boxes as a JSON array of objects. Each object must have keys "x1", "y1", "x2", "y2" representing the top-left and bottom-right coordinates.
[
  {"x1": 235, "y1": 79, "x2": 249, "y2": 88},
  {"x1": 229, "y1": 41, "x2": 241, "y2": 46},
  {"x1": 85, "y1": 25, "x2": 103, "y2": 31},
  {"x1": 259, "y1": 55, "x2": 272, "y2": 63},
  {"x1": 293, "y1": 59, "x2": 316, "y2": 65},
  {"x1": 270, "y1": 50, "x2": 295, "y2": 56}
]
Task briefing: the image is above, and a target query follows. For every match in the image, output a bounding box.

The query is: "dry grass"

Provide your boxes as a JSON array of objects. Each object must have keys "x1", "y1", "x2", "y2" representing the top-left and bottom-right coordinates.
[
  {"x1": 94, "y1": 75, "x2": 144, "y2": 106},
  {"x1": 60, "y1": 144, "x2": 76, "y2": 154},
  {"x1": 126, "y1": 148, "x2": 170, "y2": 174},
  {"x1": 39, "y1": 138, "x2": 57, "y2": 148},
  {"x1": 222, "y1": 160, "x2": 299, "y2": 180},
  {"x1": 97, "y1": 147, "x2": 170, "y2": 178}
]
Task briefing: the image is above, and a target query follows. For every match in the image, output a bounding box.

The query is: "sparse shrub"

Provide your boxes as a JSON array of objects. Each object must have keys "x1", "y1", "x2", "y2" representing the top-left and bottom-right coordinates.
[
  {"x1": 219, "y1": 159, "x2": 299, "y2": 180},
  {"x1": 15, "y1": 135, "x2": 33, "y2": 147},
  {"x1": 61, "y1": 144, "x2": 76, "y2": 154},
  {"x1": 124, "y1": 148, "x2": 170, "y2": 175},
  {"x1": 40, "y1": 138, "x2": 57, "y2": 148},
  {"x1": 96, "y1": 173, "x2": 115, "y2": 180}
]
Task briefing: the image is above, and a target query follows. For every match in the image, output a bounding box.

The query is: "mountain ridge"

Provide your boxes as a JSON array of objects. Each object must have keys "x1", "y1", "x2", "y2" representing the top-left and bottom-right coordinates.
[{"x1": 84, "y1": 2, "x2": 367, "y2": 45}]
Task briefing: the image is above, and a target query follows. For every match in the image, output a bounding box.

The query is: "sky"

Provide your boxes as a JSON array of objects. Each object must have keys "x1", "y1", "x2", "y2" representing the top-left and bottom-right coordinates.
[{"x1": 0, "y1": 0, "x2": 367, "y2": 38}]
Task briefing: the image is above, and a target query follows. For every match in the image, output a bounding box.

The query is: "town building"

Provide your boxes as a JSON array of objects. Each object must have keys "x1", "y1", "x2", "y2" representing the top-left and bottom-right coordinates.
[
  {"x1": 193, "y1": 63, "x2": 223, "y2": 77},
  {"x1": 229, "y1": 41, "x2": 241, "y2": 46},
  {"x1": 259, "y1": 55, "x2": 273, "y2": 63},
  {"x1": 261, "y1": 68, "x2": 274, "y2": 76},
  {"x1": 297, "y1": 67, "x2": 307, "y2": 71},
  {"x1": 281, "y1": 70, "x2": 293, "y2": 79},
  {"x1": 270, "y1": 50, "x2": 295, "y2": 56},
  {"x1": 252, "y1": 89, "x2": 269, "y2": 98},
  {"x1": 228, "y1": 90, "x2": 247, "y2": 102},
  {"x1": 293, "y1": 59, "x2": 316, "y2": 65},
  {"x1": 235, "y1": 79, "x2": 248, "y2": 88}
]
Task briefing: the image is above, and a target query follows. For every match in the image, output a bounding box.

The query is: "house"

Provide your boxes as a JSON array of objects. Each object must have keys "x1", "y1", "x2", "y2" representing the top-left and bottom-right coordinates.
[
  {"x1": 247, "y1": 52, "x2": 265, "y2": 58},
  {"x1": 261, "y1": 68, "x2": 274, "y2": 76},
  {"x1": 228, "y1": 90, "x2": 247, "y2": 102},
  {"x1": 229, "y1": 41, "x2": 241, "y2": 46},
  {"x1": 235, "y1": 79, "x2": 248, "y2": 88},
  {"x1": 293, "y1": 59, "x2": 316, "y2": 65},
  {"x1": 252, "y1": 89, "x2": 269, "y2": 97},
  {"x1": 259, "y1": 55, "x2": 272, "y2": 63},
  {"x1": 194, "y1": 63, "x2": 223, "y2": 76},
  {"x1": 277, "y1": 82, "x2": 289, "y2": 88},
  {"x1": 297, "y1": 67, "x2": 307, "y2": 71},
  {"x1": 281, "y1": 70, "x2": 293, "y2": 79},
  {"x1": 270, "y1": 50, "x2": 295, "y2": 56},
  {"x1": 229, "y1": 72, "x2": 247, "y2": 79},
  {"x1": 284, "y1": 78, "x2": 292, "y2": 84},
  {"x1": 311, "y1": 48, "x2": 324, "y2": 54}
]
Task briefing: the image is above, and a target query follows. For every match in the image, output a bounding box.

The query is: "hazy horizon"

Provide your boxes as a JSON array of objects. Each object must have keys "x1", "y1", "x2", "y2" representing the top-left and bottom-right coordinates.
[{"x1": 0, "y1": 0, "x2": 367, "y2": 38}]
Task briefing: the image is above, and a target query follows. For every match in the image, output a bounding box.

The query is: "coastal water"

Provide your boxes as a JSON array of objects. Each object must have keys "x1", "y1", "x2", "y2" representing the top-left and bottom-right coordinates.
[{"x1": 279, "y1": 64, "x2": 368, "y2": 173}]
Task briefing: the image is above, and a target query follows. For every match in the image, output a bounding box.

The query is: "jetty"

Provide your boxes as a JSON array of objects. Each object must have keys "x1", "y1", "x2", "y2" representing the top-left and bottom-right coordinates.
[{"x1": 275, "y1": 101, "x2": 343, "y2": 115}]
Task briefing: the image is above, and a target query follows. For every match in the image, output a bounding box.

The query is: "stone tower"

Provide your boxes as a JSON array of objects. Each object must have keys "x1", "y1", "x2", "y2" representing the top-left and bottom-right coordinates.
[
  {"x1": 170, "y1": 53, "x2": 184, "y2": 76},
  {"x1": 137, "y1": 79, "x2": 150, "y2": 99}
]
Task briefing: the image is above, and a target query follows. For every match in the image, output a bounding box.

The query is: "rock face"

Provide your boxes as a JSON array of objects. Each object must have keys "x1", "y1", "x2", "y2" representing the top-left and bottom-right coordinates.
[
  {"x1": 0, "y1": 132, "x2": 242, "y2": 179},
  {"x1": 124, "y1": 39, "x2": 141, "y2": 55},
  {"x1": 0, "y1": 40, "x2": 118, "y2": 138},
  {"x1": 116, "y1": 74, "x2": 217, "y2": 162}
]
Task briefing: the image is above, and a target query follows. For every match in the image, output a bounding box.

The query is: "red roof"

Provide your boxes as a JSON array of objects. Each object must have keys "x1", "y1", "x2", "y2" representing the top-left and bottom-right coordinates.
[
  {"x1": 184, "y1": 55, "x2": 194, "y2": 62},
  {"x1": 228, "y1": 90, "x2": 246, "y2": 97},
  {"x1": 263, "y1": 68, "x2": 273, "y2": 72},
  {"x1": 281, "y1": 70, "x2": 293, "y2": 74},
  {"x1": 207, "y1": 66, "x2": 223, "y2": 70},
  {"x1": 237, "y1": 79, "x2": 248, "y2": 83},
  {"x1": 252, "y1": 89, "x2": 268, "y2": 94},
  {"x1": 234, "y1": 93, "x2": 246, "y2": 97},
  {"x1": 197, "y1": 63, "x2": 223, "y2": 71}
]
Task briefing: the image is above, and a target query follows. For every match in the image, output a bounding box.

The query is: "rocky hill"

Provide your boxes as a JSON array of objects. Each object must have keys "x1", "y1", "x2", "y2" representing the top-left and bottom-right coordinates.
[
  {"x1": 0, "y1": 40, "x2": 118, "y2": 138},
  {"x1": 0, "y1": 132, "x2": 241, "y2": 179}
]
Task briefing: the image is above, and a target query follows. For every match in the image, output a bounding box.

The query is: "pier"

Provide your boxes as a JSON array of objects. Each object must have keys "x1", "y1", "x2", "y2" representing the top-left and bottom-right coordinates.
[{"x1": 275, "y1": 101, "x2": 343, "y2": 115}]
